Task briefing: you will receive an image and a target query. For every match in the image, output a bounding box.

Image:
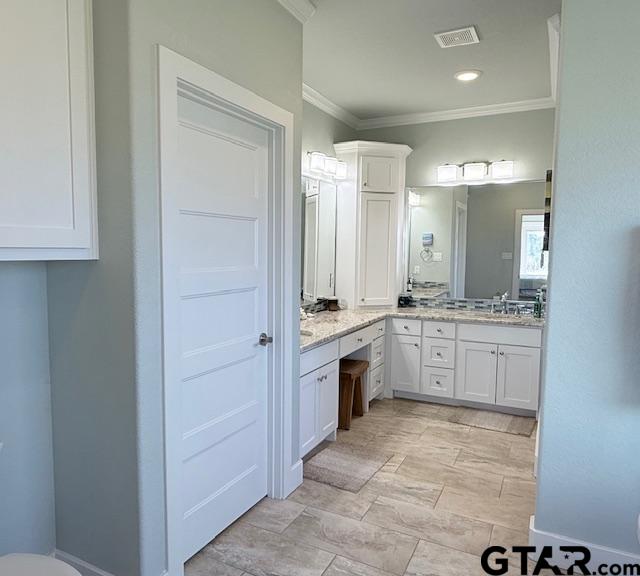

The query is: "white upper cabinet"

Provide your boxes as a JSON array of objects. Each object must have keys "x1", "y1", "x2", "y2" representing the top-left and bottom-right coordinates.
[
  {"x1": 358, "y1": 192, "x2": 397, "y2": 306},
  {"x1": 0, "y1": 0, "x2": 97, "y2": 260},
  {"x1": 496, "y1": 345, "x2": 540, "y2": 411},
  {"x1": 361, "y1": 155, "x2": 398, "y2": 193},
  {"x1": 334, "y1": 141, "x2": 412, "y2": 309}
]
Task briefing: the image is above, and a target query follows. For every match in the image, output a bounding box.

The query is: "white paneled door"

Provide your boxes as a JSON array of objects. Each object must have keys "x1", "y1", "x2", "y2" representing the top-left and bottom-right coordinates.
[
  {"x1": 175, "y1": 94, "x2": 269, "y2": 561},
  {"x1": 160, "y1": 48, "x2": 298, "y2": 576}
]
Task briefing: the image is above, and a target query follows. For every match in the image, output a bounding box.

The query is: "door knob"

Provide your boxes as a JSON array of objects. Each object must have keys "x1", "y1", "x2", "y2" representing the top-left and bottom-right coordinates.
[{"x1": 259, "y1": 333, "x2": 273, "y2": 346}]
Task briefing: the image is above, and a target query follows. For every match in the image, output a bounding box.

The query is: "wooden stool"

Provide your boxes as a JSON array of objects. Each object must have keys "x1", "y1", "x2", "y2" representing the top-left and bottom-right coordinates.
[{"x1": 338, "y1": 359, "x2": 369, "y2": 430}]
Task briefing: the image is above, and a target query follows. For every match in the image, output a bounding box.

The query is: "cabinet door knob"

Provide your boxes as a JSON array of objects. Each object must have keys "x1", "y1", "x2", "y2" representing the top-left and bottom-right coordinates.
[
  {"x1": 435, "y1": 380, "x2": 441, "y2": 386},
  {"x1": 436, "y1": 352, "x2": 442, "y2": 357},
  {"x1": 414, "y1": 343, "x2": 419, "y2": 348},
  {"x1": 490, "y1": 349, "x2": 496, "y2": 355},
  {"x1": 499, "y1": 351, "x2": 505, "y2": 356}
]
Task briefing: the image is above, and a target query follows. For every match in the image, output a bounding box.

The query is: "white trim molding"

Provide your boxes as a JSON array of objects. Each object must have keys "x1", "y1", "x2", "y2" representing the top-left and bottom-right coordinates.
[
  {"x1": 529, "y1": 516, "x2": 640, "y2": 571},
  {"x1": 547, "y1": 14, "x2": 561, "y2": 102},
  {"x1": 357, "y1": 97, "x2": 556, "y2": 130},
  {"x1": 302, "y1": 84, "x2": 360, "y2": 129},
  {"x1": 54, "y1": 550, "x2": 117, "y2": 576},
  {"x1": 302, "y1": 83, "x2": 555, "y2": 130},
  {"x1": 277, "y1": 0, "x2": 315, "y2": 24}
]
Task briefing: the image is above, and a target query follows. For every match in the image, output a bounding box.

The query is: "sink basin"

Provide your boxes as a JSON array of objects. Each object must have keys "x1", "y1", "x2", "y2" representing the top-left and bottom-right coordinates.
[{"x1": 300, "y1": 329, "x2": 314, "y2": 337}]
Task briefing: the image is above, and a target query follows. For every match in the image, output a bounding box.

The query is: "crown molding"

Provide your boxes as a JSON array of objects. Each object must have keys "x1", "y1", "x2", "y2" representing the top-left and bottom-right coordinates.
[
  {"x1": 357, "y1": 97, "x2": 556, "y2": 130},
  {"x1": 302, "y1": 83, "x2": 360, "y2": 129},
  {"x1": 277, "y1": 0, "x2": 315, "y2": 24},
  {"x1": 303, "y1": 83, "x2": 556, "y2": 130},
  {"x1": 334, "y1": 140, "x2": 412, "y2": 157}
]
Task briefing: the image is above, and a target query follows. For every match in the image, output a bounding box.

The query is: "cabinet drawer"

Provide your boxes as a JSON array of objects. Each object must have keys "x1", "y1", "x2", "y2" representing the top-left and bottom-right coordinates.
[
  {"x1": 421, "y1": 367, "x2": 454, "y2": 398},
  {"x1": 371, "y1": 335, "x2": 385, "y2": 369},
  {"x1": 423, "y1": 321, "x2": 456, "y2": 340},
  {"x1": 370, "y1": 320, "x2": 386, "y2": 339},
  {"x1": 423, "y1": 337, "x2": 455, "y2": 368},
  {"x1": 301, "y1": 339, "x2": 339, "y2": 376},
  {"x1": 389, "y1": 318, "x2": 421, "y2": 336},
  {"x1": 457, "y1": 323, "x2": 542, "y2": 347},
  {"x1": 369, "y1": 364, "x2": 385, "y2": 401},
  {"x1": 339, "y1": 327, "x2": 370, "y2": 357}
]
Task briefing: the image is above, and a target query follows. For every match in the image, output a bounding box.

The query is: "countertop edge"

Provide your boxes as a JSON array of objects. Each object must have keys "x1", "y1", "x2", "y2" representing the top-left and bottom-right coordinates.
[{"x1": 300, "y1": 310, "x2": 544, "y2": 353}]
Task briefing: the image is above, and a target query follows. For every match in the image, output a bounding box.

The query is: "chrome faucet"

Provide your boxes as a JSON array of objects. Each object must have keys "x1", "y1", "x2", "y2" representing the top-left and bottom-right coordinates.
[{"x1": 500, "y1": 291, "x2": 509, "y2": 314}]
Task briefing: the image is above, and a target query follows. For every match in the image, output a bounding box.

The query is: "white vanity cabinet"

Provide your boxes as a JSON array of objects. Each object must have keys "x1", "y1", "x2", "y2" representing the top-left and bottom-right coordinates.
[
  {"x1": 1, "y1": 0, "x2": 98, "y2": 260},
  {"x1": 455, "y1": 341, "x2": 499, "y2": 404},
  {"x1": 299, "y1": 340, "x2": 340, "y2": 458},
  {"x1": 388, "y1": 318, "x2": 542, "y2": 413},
  {"x1": 333, "y1": 141, "x2": 412, "y2": 309},
  {"x1": 496, "y1": 344, "x2": 540, "y2": 411}
]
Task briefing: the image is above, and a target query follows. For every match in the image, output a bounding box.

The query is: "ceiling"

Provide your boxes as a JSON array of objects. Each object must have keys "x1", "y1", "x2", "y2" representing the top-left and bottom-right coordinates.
[{"x1": 303, "y1": 0, "x2": 561, "y2": 121}]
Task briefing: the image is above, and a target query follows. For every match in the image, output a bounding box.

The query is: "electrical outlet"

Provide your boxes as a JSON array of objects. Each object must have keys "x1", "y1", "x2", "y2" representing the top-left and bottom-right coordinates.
[
  {"x1": 413, "y1": 265, "x2": 420, "y2": 274},
  {"x1": 501, "y1": 252, "x2": 513, "y2": 260}
]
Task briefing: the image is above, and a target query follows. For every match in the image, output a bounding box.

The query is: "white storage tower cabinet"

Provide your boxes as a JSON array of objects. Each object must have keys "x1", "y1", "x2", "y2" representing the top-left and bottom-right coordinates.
[{"x1": 333, "y1": 141, "x2": 412, "y2": 309}]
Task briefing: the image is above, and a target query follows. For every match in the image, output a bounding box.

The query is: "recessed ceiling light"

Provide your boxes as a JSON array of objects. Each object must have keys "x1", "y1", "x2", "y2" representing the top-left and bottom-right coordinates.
[{"x1": 455, "y1": 70, "x2": 482, "y2": 82}]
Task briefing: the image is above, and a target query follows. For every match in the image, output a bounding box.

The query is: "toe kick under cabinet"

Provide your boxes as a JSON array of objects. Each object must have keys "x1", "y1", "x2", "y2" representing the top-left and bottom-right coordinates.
[{"x1": 389, "y1": 319, "x2": 542, "y2": 413}]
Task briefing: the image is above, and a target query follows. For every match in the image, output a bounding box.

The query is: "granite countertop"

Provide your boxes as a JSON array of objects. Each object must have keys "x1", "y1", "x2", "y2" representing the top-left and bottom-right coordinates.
[{"x1": 300, "y1": 307, "x2": 544, "y2": 352}]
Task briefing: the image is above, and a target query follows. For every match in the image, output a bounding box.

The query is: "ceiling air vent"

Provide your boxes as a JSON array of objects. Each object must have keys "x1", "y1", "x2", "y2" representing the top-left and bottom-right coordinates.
[{"x1": 434, "y1": 26, "x2": 480, "y2": 48}]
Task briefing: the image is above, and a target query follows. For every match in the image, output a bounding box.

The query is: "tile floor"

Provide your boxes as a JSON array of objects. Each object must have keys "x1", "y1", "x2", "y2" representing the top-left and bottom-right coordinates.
[{"x1": 186, "y1": 398, "x2": 537, "y2": 576}]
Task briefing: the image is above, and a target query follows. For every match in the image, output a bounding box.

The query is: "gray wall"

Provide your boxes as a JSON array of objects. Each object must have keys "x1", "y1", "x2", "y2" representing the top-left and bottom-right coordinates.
[
  {"x1": 359, "y1": 108, "x2": 555, "y2": 187},
  {"x1": 0, "y1": 263, "x2": 55, "y2": 555},
  {"x1": 536, "y1": 0, "x2": 640, "y2": 556},
  {"x1": 302, "y1": 100, "x2": 357, "y2": 171},
  {"x1": 409, "y1": 187, "x2": 455, "y2": 284},
  {"x1": 465, "y1": 181, "x2": 545, "y2": 298},
  {"x1": 46, "y1": 2, "x2": 303, "y2": 575},
  {"x1": 47, "y1": 0, "x2": 139, "y2": 573}
]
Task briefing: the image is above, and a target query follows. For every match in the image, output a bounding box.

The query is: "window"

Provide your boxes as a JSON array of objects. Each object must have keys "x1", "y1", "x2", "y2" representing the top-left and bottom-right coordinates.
[{"x1": 519, "y1": 214, "x2": 548, "y2": 279}]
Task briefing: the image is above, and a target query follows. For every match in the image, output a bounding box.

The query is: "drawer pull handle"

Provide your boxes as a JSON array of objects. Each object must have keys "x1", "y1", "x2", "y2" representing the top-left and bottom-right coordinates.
[
  {"x1": 491, "y1": 350, "x2": 496, "y2": 355},
  {"x1": 404, "y1": 325, "x2": 409, "y2": 330},
  {"x1": 414, "y1": 343, "x2": 419, "y2": 348},
  {"x1": 357, "y1": 337, "x2": 363, "y2": 343},
  {"x1": 436, "y1": 328, "x2": 443, "y2": 333},
  {"x1": 435, "y1": 380, "x2": 441, "y2": 386},
  {"x1": 436, "y1": 352, "x2": 442, "y2": 357}
]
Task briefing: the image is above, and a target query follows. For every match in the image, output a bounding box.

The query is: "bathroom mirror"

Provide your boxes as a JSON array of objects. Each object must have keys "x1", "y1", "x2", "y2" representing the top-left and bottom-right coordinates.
[
  {"x1": 405, "y1": 180, "x2": 549, "y2": 300},
  {"x1": 301, "y1": 176, "x2": 337, "y2": 302}
]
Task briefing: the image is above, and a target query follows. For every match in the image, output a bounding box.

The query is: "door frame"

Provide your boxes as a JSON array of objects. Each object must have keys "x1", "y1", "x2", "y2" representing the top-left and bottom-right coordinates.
[
  {"x1": 158, "y1": 46, "x2": 300, "y2": 575},
  {"x1": 512, "y1": 208, "x2": 545, "y2": 298},
  {"x1": 452, "y1": 201, "x2": 467, "y2": 298}
]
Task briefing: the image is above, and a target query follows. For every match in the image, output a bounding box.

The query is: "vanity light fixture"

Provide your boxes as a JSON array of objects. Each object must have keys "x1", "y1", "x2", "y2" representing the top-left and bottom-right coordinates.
[
  {"x1": 324, "y1": 156, "x2": 338, "y2": 175},
  {"x1": 308, "y1": 151, "x2": 326, "y2": 172},
  {"x1": 437, "y1": 164, "x2": 460, "y2": 183},
  {"x1": 463, "y1": 162, "x2": 487, "y2": 181},
  {"x1": 408, "y1": 190, "x2": 421, "y2": 207},
  {"x1": 335, "y1": 160, "x2": 347, "y2": 180},
  {"x1": 490, "y1": 160, "x2": 514, "y2": 179},
  {"x1": 455, "y1": 69, "x2": 482, "y2": 82}
]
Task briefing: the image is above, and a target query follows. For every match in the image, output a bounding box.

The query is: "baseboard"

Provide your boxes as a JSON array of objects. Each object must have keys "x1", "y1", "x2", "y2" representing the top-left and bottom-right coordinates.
[
  {"x1": 284, "y1": 459, "x2": 303, "y2": 496},
  {"x1": 54, "y1": 550, "x2": 116, "y2": 576},
  {"x1": 529, "y1": 516, "x2": 640, "y2": 570}
]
